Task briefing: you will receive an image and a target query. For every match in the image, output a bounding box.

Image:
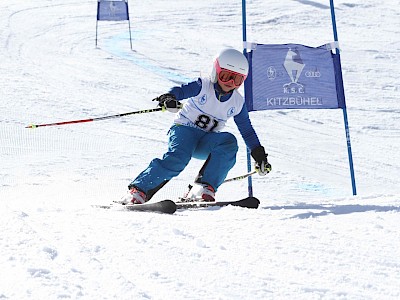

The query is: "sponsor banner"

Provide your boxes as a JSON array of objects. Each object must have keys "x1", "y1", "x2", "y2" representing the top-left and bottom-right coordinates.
[
  {"x1": 250, "y1": 43, "x2": 340, "y2": 110},
  {"x1": 97, "y1": 0, "x2": 129, "y2": 21}
]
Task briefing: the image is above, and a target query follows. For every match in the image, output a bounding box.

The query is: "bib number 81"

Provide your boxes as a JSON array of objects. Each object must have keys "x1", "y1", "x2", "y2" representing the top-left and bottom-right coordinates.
[{"x1": 195, "y1": 114, "x2": 219, "y2": 132}]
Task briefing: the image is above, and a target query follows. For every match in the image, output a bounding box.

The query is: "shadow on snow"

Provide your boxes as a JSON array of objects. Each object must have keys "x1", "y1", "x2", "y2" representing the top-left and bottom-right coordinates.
[{"x1": 261, "y1": 203, "x2": 400, "y2": 219}]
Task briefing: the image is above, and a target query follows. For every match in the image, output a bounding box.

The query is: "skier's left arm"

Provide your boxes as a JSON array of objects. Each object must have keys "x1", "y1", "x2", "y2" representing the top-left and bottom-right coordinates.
[
  {"x1": 153, "y1": 78, "x2": 202, "y2": 112},
  {"x1": 234, "y1": 106, "x2": 272, "y2": 175}
]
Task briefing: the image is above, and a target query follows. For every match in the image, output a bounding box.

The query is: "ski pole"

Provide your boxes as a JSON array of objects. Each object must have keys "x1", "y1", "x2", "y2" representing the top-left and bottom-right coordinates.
[
  {"x1": 184, "y1": 170, "x2": 257, "y2": 197},
  {"x1": 222, "y1": 170, "x2": 257, "y2": 183},
  {"x1": 26, "y1": 107, "x2": 163, "y2": 128}
]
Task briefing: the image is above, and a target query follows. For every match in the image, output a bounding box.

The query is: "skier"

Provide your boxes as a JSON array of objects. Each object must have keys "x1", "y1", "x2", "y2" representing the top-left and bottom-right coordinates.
[{"x1": 121, "y1": 48, "x2": 271, "y2": 204}]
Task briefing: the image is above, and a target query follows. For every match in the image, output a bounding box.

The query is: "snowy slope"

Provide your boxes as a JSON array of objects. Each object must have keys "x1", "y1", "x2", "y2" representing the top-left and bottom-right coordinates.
[{"x1": 1, "y1": 0, "x2": 399, "y2": 299}]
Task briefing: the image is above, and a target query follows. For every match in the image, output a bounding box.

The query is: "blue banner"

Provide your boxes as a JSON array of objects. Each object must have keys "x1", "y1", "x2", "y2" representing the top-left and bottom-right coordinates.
[
  {"x1": 97, "y1": 0, "x2": 129, "y2": 21},
  {"x1": 247, "y1": 43, "x2": 344, "y2": 110}
]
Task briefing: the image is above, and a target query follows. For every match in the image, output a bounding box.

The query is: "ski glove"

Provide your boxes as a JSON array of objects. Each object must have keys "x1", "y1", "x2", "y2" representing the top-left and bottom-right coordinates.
[
  {"x1": 154, "y1": 93, "x2": 183, "y2": 113},
  {"x1": 251, "y1": 146, "x2": 272, "y2": 176}
]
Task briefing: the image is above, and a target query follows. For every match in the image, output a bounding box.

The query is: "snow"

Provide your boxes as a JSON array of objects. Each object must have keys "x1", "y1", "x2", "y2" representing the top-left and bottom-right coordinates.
[{"x1": 1, "y1": 0, "x2": 399, "y2": 299}]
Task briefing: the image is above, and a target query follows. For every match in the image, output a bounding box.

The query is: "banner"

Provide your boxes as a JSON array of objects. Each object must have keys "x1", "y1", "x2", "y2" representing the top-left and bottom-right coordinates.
[
  {"x1": 97, "y1": 0, "x2": 129, "y2": 21},
  {"x1": 246, "y1": 43, "x2": 345, "y2": 111}
]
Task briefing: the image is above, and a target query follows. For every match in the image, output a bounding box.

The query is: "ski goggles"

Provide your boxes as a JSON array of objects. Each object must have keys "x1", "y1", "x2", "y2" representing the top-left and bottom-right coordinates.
[{"x1": 215, "y1": 61, "x2": 247, "y2": 87}]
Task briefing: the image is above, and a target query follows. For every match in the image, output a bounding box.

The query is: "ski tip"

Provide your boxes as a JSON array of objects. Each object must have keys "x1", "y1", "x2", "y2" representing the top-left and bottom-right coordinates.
[
  {"x1": 122, "y1": 199, "x2": 177, "y2": 214},
  {"x1": 249, "y1": 196, "x2": 260, "y2": 208},
  {"x1": 160, "y1": 200, "x2": 177, "y2": 214},
  {"x1": 237, "y1": 196, "x2": 260, "y2": 209}
]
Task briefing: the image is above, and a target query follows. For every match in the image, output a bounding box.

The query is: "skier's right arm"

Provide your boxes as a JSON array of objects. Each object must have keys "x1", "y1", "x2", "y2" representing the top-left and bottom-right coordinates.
[
  {"x1": 168, "y1": 78, "x2": 202, "y2": 100},
  {"x1": 153, "y1": 78, "x2": 202, "y2": 113}
]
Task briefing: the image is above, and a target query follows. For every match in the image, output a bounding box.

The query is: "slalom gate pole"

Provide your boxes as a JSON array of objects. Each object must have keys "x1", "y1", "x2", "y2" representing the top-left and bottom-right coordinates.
[
  {"x1": 222, "y1": 171, "x2": 257, "y2": 184},
  {"x1": 26, "y1": 107, "x2": 163, "y2": 128},
  {"x1": 242, "y1": 0, "x2": 254, "y2": 197},
  {"x1": 330, "y1": 0, "x2": 357, "y2": 195}
]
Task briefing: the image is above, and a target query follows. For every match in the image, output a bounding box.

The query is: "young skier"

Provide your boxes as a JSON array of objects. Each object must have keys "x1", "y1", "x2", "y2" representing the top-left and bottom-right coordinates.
[{"x1": 120, "y1": 48, "x2": 271, "y2": 204}]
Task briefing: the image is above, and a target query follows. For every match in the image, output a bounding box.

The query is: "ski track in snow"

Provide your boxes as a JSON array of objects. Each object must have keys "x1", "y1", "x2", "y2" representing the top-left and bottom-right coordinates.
[{"x1": 1, "y1": 0, "x2": 400, "y2": 299}]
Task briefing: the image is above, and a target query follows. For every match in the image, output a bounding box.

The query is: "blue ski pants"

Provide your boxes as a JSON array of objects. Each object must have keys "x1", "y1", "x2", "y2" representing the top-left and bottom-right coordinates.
[{"x1": 130, "y1": 124, "x2": 238, "y2": 195}]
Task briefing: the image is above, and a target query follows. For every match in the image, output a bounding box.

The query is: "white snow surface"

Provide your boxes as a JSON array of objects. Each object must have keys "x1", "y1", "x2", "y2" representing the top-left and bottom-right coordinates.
[{"x1": 1, "y1": 0, "x2": 400, "y2": 299}]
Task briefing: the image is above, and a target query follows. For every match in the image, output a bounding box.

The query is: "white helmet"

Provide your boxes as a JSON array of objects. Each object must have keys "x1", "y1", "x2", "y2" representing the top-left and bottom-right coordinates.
[{"x1": 211, "y1": 48, "x2": 249, "y2": 84}]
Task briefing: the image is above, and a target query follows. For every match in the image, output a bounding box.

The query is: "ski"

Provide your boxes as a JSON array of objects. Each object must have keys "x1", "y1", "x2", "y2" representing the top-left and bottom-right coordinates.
[
  {"x1": 174, "y1": 196, "x2": 260, "y2": 209},
  {"x1": 94, "y1": 200, "x2": 177, "y2": 214},
  {"x1": 93, "y1": 197, "x2": 259, "y2": 214}
]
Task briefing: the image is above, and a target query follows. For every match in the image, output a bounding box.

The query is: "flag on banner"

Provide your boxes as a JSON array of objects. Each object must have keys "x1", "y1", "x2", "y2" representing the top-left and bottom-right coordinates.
[
  {"x1": 97, "y1": 0, "x2": 129, "y2": 21},
  {"x1": 245, "y1": 43, "x2": 345, "y2": 111}
]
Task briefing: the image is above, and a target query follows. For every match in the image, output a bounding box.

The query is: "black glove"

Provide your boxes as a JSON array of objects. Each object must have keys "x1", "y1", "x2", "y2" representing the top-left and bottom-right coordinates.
[
  {"x1": 153, "y1": 93, "x2": 182, "y2": 113},
  {"x1": 251, "y1": 146, "x2": 272, "y2": 176}
]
